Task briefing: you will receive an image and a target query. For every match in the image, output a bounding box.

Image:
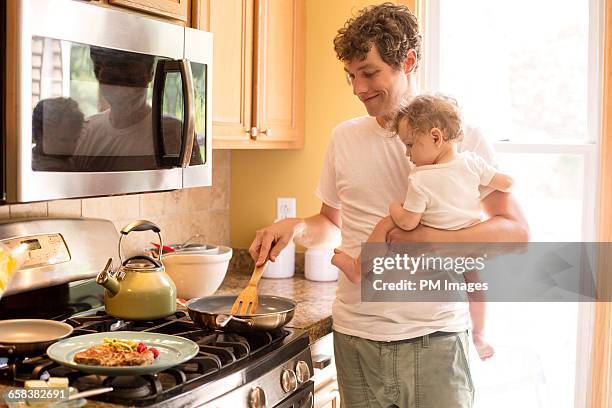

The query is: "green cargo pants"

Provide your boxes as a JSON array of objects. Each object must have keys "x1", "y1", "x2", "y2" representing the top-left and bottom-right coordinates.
[{"x1": 333, "y1": 331, "x2": 474, "y2": 408}]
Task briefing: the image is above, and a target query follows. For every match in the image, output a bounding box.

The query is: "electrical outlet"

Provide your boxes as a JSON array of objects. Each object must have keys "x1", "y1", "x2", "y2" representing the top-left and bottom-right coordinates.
[{"x1": 277, "y1": 197, "x2": 296, "y2": 220}]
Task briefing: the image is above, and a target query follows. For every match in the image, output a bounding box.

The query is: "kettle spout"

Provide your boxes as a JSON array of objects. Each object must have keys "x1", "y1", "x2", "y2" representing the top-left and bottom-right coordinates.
[{"x1": 96, "y1": 258, "x2": 120, "y2": 296}]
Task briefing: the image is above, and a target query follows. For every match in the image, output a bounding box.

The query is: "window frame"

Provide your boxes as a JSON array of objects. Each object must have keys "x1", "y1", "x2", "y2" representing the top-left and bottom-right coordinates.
[{"x1": 418, "y1": 0, "x2": 607, "y2": 406}]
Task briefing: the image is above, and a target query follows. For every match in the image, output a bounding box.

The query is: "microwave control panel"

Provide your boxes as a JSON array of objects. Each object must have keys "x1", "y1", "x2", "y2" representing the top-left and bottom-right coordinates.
[{"x1": 1, "y1": 233, "x2": 71, "y2": 269}]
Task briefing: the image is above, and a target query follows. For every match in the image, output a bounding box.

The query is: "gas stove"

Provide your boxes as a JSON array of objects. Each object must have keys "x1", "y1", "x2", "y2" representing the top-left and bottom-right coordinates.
[
  {"x1": 0, "y1": 304, "x2": 313, "y2": 407},
  {"x1": 0, "y1": 219, "x2": 314, "y2": 407}
]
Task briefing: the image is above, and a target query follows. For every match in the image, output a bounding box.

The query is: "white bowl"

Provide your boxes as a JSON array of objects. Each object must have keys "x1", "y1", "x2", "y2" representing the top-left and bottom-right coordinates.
[{"x1": 161, "y1": 246, "x2": 232, "y2": 300}]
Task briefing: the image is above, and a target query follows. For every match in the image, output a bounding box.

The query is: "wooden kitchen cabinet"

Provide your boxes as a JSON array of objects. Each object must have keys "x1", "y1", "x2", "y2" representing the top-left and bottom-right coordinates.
[
  {"x1": 196, "y1": 0, "x2": 255, "y2": 145},
  {"x1": 312, "y1": 334, "x2": 340, "y2": 408},
  {"x1": 196, "y1": 0, "x2": 305, "y2": 149},
  {"x1": 314, "y1": 377, "x2": 340, "y2": 408},
  {"x1": 108, "y1": 0, "x2": 191, "y2": 22}
]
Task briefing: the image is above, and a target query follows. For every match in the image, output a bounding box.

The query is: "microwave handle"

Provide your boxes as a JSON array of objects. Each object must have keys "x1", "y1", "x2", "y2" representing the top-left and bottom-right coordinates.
[
  {"x1": 151, "y1": 59, "x2": 195, "y2": 168},
  {"x1": 177, "y1": 59, "x2": 195, "y2": 168}
]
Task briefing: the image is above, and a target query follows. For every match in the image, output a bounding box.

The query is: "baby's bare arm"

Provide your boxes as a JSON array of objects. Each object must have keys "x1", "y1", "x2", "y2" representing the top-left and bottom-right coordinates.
[
  {"x1": 389, "y1": 202, "x2": 422, "y2": 231},
  {"x1": 353, "y1": 216, "x2": 396, "y2": 280},
  {"x1": 488, "y1": 172, "x2": 514, "y2": 193}
]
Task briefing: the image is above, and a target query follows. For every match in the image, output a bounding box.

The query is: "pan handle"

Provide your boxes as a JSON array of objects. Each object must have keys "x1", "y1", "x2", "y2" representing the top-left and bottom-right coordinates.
[
  {"x1": 215, "y1": 314, "x2": 255, "y2": 328},
  {"x1": 0, "y1": 344, "x2": 16, "y2": 354}
]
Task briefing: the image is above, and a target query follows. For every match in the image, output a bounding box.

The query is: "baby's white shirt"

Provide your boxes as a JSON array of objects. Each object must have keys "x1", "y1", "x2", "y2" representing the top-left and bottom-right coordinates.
[{"x1": 403, "y1": 151, "x2": 497, "y2": 230}]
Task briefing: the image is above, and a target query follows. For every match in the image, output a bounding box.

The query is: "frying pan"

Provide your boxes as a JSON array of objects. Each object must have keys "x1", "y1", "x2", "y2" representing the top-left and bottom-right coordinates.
[
  {"x1": 0, "y1": 319, "x2": 73, "y2": 357},
  {"x1": 186, "y1": 295, "x2": 295, "y2": 333}
]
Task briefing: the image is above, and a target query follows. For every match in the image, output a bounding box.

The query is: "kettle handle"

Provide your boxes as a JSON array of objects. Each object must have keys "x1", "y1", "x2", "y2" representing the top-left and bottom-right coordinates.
[
  {"x1": 123, "y1": 255, "x2": 163, "y2": 269},
  {"x1": 118, "y1": 220, "x2": 163, "y2": 265},
  {"x1": 120, "y1": 220, "x2": 161, "y2": 235}
]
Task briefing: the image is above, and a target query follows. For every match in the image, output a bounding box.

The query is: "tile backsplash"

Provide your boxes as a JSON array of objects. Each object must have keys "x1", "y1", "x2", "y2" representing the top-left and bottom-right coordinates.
[{"x1": 1, "y1": 150, "x2": 230, "y2": 257}]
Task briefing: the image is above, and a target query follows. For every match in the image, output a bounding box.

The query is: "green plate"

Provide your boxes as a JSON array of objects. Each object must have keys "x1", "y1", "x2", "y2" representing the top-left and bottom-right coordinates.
[{"x1": 47, "y1": 331, "x2": 199, "y2": 376}]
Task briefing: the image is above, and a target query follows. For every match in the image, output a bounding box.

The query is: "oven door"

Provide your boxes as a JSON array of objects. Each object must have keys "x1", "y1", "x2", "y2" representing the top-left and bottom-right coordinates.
[{"x1": 4, "y1": 0, "x2": 205, "y2": 203}]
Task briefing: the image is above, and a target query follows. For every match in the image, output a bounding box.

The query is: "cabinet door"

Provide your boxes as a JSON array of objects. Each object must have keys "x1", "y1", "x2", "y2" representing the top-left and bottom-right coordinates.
[
  {"x1": 251, "y1": 0, "x2": 305, "y2": 148},
  {"x1": 199, "y1": 0, "x2": 255, "y2": 147},
  {"x1": 108, "y1": 0, "x2": 190, "y2": 21},
  {"x1": 314, "y1": 378, "x2": 340, "y2": 408}
]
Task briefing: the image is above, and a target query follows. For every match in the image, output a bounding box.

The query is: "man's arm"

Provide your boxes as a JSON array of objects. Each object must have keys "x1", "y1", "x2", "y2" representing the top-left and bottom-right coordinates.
[
  {"x1": 487, "y1": 172, "x2": 514, "y2": 193},
  {"x1": 387, "y1": 191, "x2": 529, "y2": 243},
  {"x1": 249, "y1": 203, "x2": 341, "y2": 266},
  {"x1": 367, "y1": 215, "x2": 396, "y2": 243}
]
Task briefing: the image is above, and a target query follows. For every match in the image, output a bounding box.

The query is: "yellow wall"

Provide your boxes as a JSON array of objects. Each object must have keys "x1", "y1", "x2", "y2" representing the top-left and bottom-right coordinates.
[{"x1": 230, "y1": 1, "x2": 416, "y2": 248}]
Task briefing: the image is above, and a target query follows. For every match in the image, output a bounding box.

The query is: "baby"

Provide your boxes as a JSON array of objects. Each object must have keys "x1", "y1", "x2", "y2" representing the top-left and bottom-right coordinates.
[
  {"x1": 332, "y1": 94, "x2": 513, "y2": 361},
  {"x1": 32, "y1": 97, "x2": 84, "y2": 171}
]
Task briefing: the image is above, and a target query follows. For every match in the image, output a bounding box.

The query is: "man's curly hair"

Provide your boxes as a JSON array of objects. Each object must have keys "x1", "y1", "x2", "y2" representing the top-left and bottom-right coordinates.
[
  {"x1": 391, "y1": 94, "x2": 464, "y2": 142},
  {"x1": 333, "y1": 2, "x2": 421, "y2": 70}
]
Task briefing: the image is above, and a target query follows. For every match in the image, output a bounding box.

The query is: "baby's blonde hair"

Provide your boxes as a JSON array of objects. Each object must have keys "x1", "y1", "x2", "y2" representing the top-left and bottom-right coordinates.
[{"x1": 391, "y1": 93, "x2": 464, "y2": 142}]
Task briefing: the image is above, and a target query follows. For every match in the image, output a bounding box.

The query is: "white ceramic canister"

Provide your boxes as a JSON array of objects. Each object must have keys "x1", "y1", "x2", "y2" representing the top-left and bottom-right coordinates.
[
  {"x1": 262, "y1": 241, "x2": 295, "y2": 279},
  {"x1": 304, "y1": 247, "x2": 338, "y2": 282}
]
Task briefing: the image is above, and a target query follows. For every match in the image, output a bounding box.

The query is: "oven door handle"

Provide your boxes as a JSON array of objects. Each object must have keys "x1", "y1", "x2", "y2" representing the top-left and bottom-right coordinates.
[{"x1": 152, "y1": 59, "x2": 195, "y2": 168}]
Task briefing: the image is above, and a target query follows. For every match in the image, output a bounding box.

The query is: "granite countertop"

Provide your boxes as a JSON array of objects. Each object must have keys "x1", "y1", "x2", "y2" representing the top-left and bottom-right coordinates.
[{"x1": 214, "y1": 268, "x2": 336, "y2": 344}]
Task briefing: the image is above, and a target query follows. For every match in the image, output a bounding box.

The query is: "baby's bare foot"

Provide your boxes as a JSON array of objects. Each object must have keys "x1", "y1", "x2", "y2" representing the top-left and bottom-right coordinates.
[
  {"x1": 473, "y1": 333, "x2": 495, "y2": 361},
  {"x1": 331, "y1": 249, "x2": 361, "y2": 283}
]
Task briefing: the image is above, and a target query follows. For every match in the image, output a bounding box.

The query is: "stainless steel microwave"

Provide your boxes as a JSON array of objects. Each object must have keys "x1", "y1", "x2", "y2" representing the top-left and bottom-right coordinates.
[{"x1": 1, "y1": 0, "x2": 213, "y2": 203}]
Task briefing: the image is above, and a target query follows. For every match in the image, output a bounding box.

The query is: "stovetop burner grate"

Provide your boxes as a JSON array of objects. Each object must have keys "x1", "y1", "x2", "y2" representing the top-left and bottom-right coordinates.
[{"x1": 0, "y1": 311, "x2": 291, "y2": 406}]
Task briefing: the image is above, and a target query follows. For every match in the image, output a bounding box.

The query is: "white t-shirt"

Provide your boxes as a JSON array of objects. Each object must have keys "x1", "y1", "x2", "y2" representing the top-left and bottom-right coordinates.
[
  {"x1": 75, "y1": 109, "x2": 155, "y2": 157},
  {"x1": 316, "y1": 115, "x2": 496, "y2": 341},
  {"x1": 73, "y1": 109, "x2": 184, "y2": 171},
  {"x1": 404, "y1": 151, "x2": 497, "y2": 230}
]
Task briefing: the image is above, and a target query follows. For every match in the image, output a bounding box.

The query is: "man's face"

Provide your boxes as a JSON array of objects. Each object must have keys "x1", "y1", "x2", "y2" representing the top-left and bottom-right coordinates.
[{"x1": 344, "y1": 46, "x2": 409, "y2": 118}]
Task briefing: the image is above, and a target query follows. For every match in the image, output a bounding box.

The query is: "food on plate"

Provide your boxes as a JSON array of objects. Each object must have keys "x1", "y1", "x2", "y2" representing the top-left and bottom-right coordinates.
[
  {"x1": 46, "y1": 377, "x2": 69, "y2": 388},
  {"x1": 25, "y1": 377, "x2": 69, "y2": 388},
  {"x1": 74, "y1": 338, "x2": 160, "y2": 367},
  {"x1": 25, "y1": 380, "x2": 48, "y2": 388}
]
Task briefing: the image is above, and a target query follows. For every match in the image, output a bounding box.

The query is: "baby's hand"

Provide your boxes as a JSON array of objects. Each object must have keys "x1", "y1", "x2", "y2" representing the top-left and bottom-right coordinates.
[
  {"x1": 472, "y1": 333, "x2": 495, "y2": 361},
  {"x1": 331, "y1": 249, "x2": 361, "y2": 283}
]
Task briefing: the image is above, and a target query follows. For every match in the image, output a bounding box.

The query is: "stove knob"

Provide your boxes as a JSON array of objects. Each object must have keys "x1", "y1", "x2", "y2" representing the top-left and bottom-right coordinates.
[
  {"x1": 281, "y1": 368, "x2": 298, "y2": 393},
  {"x1": 295, "y1": 360, "x2": 311, "y2": 383},
  {"x1": 248, "y1": 387, "x2": 267, "y2": 408}
]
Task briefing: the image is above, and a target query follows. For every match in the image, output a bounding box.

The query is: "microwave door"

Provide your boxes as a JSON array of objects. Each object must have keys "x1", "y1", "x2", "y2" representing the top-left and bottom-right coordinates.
[
  {"x1": 152, "y1": 59, "x2": 195, "y2": 169},
  {"x1": 181, "y1": 28, "x2": 213, "y2": 189},
  {"x1": 5, "y1": 0, "x2": 187, "y2": 202}
]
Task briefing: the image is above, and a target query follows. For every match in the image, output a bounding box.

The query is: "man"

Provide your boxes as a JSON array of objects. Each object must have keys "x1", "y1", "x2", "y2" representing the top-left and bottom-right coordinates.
[
  {"x1": 74, "y1": 48, "x2": 199, "y2": 172},
  {"x1": 74, "y1": 47, "x2": 158, "y2": 172},
  {"x1": 249, "y1": 3, "x2": 529, "y2": 407}
]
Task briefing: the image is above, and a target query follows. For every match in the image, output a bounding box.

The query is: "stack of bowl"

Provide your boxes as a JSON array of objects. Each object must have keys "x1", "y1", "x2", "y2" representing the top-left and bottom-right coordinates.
[{"x1": 148, "y1": 243, "x2": 232, "y2": 300}]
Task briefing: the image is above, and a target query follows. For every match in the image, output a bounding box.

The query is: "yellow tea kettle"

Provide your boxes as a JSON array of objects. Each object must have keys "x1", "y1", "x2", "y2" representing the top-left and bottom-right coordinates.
[{"x1": 96, "y1": 220, "x2": 177, "y2": 320}]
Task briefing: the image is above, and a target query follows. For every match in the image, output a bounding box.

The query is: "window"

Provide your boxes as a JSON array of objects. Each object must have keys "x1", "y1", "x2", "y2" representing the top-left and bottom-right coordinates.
[{"x1": 421, "y1": 0, "x2": 602, "y2": 406}]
